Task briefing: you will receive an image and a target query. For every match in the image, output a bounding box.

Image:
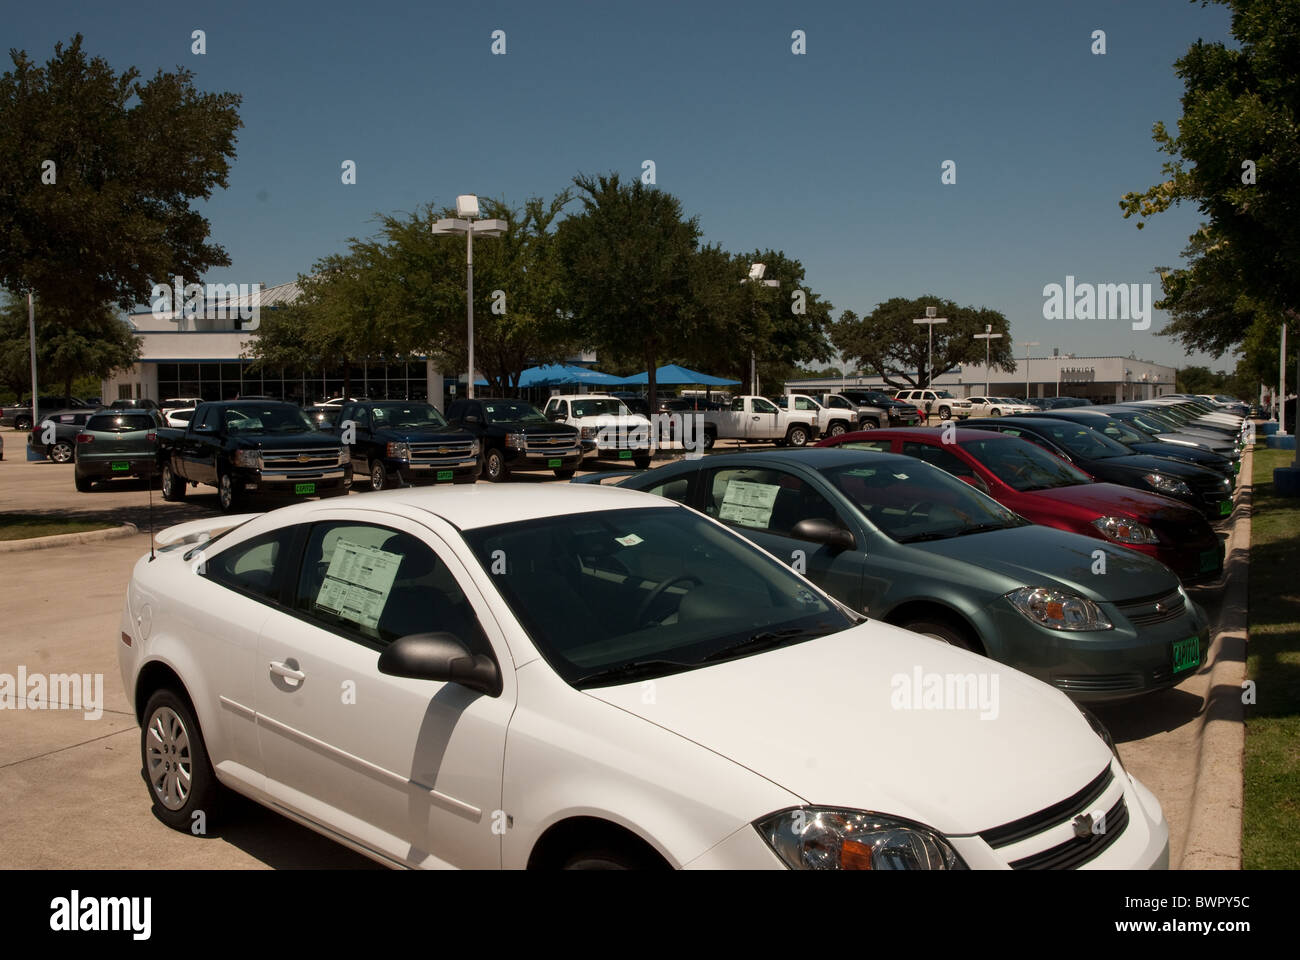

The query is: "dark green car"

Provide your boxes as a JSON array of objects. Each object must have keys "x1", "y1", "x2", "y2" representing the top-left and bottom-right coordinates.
[
  {"x1": 581, "y1": 447, "x2": 1211, "y2": 702},
  {"x1": 74, "y1": 410, "x2": 163, "y2": 491}
]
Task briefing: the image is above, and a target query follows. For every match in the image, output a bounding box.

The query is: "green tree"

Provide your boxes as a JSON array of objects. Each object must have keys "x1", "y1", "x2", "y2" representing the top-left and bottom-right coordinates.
[
  {"x1": 0, "y1": 34, "x2": 242, "y2": 312},
  {"x1": 1120, "y1": 1, "x2": 1300, "y2": 354},
  {"x1": 555, "y1": 173, "x2": 701, "y2": 405},
  {"x1": 832, "y1": 296, "x2": 1013, "y2": 389},
  {"x1": 0, "y1": 295, "x2": 139, "y2": 400}
]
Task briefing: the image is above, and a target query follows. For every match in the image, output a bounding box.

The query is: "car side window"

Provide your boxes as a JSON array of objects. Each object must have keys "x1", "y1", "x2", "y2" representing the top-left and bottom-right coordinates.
[
  {"x1": 730, "y1": 397, "x2": 746, "y2": 412},
  {"x1": 704, "y1": 467, "x2": 844, "y2": 540},
  {"x1": 203, "y1": 528, "x2": 295, "y2": 603},
  {"x1": 294, "y1": 521, "x2": 489, "y2": 652},
  {"x1": 752, "y1": 397, "x2": 779, "y2": 414},
  {"x1": 901, "y1": 441, "x2": 975, "y2": 478},
  {"x1": 840, "y1": 440, "x2": 892, "y2": 453},
  {"x1": 196, "y1": 406, "x2": 216, "y2": 430},
  {"x1": 643, "y1": 473, "x2": 695, "y2": 506},
  {"x1": 795, "y1": 397, "x2": 817, "y2": 411}
]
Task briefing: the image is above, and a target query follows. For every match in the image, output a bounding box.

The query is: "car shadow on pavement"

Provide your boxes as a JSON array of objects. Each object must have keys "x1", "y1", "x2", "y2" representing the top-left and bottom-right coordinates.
[
  {"x1": 146, "y1": 784, "x2": 381, "y2": 869},
  {"x1": 1091, "y1": 687, "x2": 1205, "y2": 744}
]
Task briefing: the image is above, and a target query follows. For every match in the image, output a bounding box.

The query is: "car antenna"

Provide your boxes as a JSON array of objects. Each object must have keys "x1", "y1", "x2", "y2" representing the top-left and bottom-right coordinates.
[{"x1": 147, "y1": 459, "x2": 156, "y2": 561}]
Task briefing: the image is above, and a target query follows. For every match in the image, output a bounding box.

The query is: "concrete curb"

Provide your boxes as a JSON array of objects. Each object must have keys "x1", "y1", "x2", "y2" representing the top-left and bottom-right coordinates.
[
  {"x1": 0, "y1": 522, "x2": 139, "y2": 553},
  {"x1": 1179, "y1": 445, "x2": 1251, "y2": 869}
]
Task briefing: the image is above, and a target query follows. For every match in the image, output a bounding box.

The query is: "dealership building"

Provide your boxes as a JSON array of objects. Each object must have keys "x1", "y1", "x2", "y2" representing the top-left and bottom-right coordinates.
[
  {"x1": 103, "y1": 280, "x2": 458, "y2": 409},
  {"x1": 786, "y1": 354, "x2": 1178, "y2": 403}
]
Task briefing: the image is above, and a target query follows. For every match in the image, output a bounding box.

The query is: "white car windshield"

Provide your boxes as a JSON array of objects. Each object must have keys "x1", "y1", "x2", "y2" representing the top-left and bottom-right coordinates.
[
  {"x1": 463, "y1": 506, "x2": 851, "y2": 687},
  {"x1": 570, "y1": 399, "x2": 628, "y2": 418}
]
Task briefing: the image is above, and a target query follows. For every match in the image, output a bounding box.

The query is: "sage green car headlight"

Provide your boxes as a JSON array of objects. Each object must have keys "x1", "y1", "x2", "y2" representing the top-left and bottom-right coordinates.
[
  {"x1": 755, "y1": 808, "x2": 967, "y2": 870},
  {"x1": 1006, "y1": 586, "x2": 1113, "y2": 631},
  {"x1": 1091, "y1": 516, "x2": 1160, "y2": 545}
]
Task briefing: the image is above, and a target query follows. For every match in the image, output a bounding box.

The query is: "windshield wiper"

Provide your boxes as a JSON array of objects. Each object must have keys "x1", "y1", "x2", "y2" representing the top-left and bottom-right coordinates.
[
  {"x1": 895, "y1": 530, "x2": 957, "y2": 543},
  {"x1": 573, "y1": 659, "x2": 697, "y2": 688},
  {"x1": 953, "y1": 521, "x2": 1016, "y2": 537},
  {"x1": 701, "y1": 627, "x2": 828, "y2": 663}
]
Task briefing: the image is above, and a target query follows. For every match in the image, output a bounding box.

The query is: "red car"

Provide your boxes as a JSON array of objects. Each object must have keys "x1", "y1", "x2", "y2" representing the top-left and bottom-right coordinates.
[{"x1": 818, "y1": 427, "x2": 1224, "y2": 584}]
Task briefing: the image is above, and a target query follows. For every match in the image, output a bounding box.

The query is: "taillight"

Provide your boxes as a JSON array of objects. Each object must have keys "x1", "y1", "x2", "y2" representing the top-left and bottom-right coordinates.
[
  {"x1": 147, "y1": 432, "x2": 157, "y2": 442},
  {"x1": 76, "y1": 433, "x2": 93, "y2": 443}
]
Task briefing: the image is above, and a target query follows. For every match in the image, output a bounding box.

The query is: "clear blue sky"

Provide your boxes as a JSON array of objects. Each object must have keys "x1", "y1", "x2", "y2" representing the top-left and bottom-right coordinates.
[{"x1": 10, "y1": 0, "x2": 1237, "y2": 369}]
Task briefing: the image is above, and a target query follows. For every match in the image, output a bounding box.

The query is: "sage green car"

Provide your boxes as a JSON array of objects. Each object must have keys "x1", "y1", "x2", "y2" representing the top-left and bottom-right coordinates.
[{"x1": 74, "y1": 410, "x2": 163, "y2": 491}]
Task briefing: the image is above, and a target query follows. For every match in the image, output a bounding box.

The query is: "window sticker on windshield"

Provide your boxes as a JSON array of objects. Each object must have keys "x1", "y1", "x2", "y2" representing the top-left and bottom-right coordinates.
[
  {"x1": 718, "y1": 479, "x2": 780, "y2": 527},
  {"x1": 614, "y1": 533, "x2": 643, "y2": 547},
  {"x1": 314, "y1": 538, "x2": 402, "y2": 630},
  {"x1": 892, "y1": 473, "x2": 909, "y2": 479}
]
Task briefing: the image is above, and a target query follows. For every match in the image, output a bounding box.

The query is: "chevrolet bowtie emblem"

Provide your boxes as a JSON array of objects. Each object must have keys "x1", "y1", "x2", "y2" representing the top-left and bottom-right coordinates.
[
  {"x1": 297, "y1": 454, "x2": 310, "y2": 463},
  {"x1": 437, "y1": 447, "x2": 449, "y2": 454},
  {"x1": 1072, "y1": 813, "x2": 1094, "y2": 839}
]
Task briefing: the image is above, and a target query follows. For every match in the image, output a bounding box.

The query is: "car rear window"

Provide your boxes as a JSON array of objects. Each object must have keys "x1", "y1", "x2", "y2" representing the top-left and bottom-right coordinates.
[{"x1": 87, "y1": 414, "x2": 156, "y2": 432}]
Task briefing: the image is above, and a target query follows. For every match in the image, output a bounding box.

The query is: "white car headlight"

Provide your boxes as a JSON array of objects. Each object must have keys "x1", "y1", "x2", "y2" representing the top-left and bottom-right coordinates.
[
  {"x1": 756, "y1": 808, "x2": 966, "y2": 870},
  {"x1": 1142, "y1": 472, "x2": 1191, "y2": 496},
  {"x1": 1006, "y1": 586, "x2": 1113, "y2": 631},
  {"x1": 1091, "y1": 516, "x2": 1160, "y2": 545}
]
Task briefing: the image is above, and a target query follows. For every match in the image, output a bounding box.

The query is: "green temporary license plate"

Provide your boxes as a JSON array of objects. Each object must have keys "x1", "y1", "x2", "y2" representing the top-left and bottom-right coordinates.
[
  {"x1": 547, "y1": 458, "x2": 561, "y2": 468},
  {"x1": 436, "y1": 470, "x2": 453, "y2": 481},
  {"x1": 111, "y1": 461, "x2": 129, "y2": 472},
  {"x1": 618, "y1": 449, "x2": 633, "y2": 459},
  {"x1": 1199, "y1": 548, "x2": 1220, "y2": 573},
  {"x1": 1172, "y1": 636, "x2": 1201, "y2": 674},
  {"x1": 1218, "y1": 500, "x2": 1232, "y2": 517},
  {"x1": 294, "y1": 482, "x2": 315, "y2": 495}
]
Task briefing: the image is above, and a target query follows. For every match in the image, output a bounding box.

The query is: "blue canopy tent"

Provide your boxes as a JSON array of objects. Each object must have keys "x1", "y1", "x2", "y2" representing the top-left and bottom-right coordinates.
[
  {"x1": 515, "y1": 363, "x2": 627, "y2": 388},
  {"x1": 618, "y1": 364, "x2": 740, "y2": 387}
]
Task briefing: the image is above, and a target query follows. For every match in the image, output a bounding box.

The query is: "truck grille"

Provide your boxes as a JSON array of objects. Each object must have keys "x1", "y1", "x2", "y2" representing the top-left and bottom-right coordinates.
[
  {"x1": 524, "y1": 432, "x2": 578, "y2": 454},
  {"x1": 408, "y1": 441, "x2": 476, "y2": 463},
  {"x1": 262, "y1": 447, "x2": 341, "y2": 470}
]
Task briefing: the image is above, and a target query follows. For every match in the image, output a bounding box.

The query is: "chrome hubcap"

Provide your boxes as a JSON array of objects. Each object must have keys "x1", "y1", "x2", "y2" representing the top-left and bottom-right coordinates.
[
  {"x1": 372, "y1": 465, "x2": 384, "y2": 489},
  {"x1": 219, "y1": 475, "x2": 232, "y2": 507},
  {"x1": 146, "y1": 706, "x2": 193, "y2": 811}
]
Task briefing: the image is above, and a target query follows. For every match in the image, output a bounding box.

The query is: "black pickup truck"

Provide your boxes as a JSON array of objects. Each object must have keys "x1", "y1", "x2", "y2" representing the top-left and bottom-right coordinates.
[
  {"x1": 156, "y1": 399, "x2": 352, "y2": 512},
  {"x1": 334, "y1": 399, "x2": 481, "y2": 491},
  {"x1": 445, "y1": 397, "x2": 582, "y2": 481}
]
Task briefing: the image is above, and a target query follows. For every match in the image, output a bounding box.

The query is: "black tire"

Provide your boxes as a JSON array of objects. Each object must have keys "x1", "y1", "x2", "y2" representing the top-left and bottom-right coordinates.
[
  {"x1": 990, "y1": 408, "x2": 1001, "y2": 417},
  {"x1": 702, "y1": 428, "x2": 717, "y2": 451},
  {"x1": 369, "y1": 462, "x2": 392, "y2": 492},
  {"x1": 484, "y1": 448, "x2": 510, "y2": 482},
  {"x1": 937, "y1": 405, "x2": 951, "y2": 420},
  {"x1": 633, "y1": 455, "x2": 651, "y2": 470},
  {"x1": 50, "y1": 441, "x2": 74, "y2": 463},
  {"x1": 561, "y1": 846, "x2": 658, "y2": 870},
  {"x1": 140, "y1": 688, "x2": 222, "y2": 832},
  {"x1": 899, "y1": 616, "x2": 979, "y2": 653},
  {"x1": 161, "y1": 462, "x2": 187, "y2": 501},
  {"x1": 859, "y1": 417, "x2": 881, "y2": 430},
  {"x1": 74, "y1": 473, "x2": 93, "y2": 492},
  {"x1": 217, "y1": 470, "x2": 242, "y2": 513},
  {"x1": 786, "y1": 424, "x2": 810, "y2": 447},
  {"x1": 826, "y1": 422, "x2": 847, "y2": 438},
  {"x1": 553, "y1": 467, "x2": 576, "y2": 480}
]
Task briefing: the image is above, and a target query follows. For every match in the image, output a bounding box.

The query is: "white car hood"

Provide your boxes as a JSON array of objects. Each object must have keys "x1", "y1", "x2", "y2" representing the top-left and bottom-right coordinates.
[{"x1": 584, "y1": 622, "x2": 1112, "y2": 836}]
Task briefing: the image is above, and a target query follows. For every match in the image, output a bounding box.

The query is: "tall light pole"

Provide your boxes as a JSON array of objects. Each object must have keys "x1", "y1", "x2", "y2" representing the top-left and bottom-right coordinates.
[
  {"x1": 1279, "y1": 322, "x2": 1288, "y2": 436},
  {"x1": 1020, "y1": 340, "x2": 1039, "y2": 399},
  {"x1": 912, "y1": 306, "x2": 948, "y2": 387},
  {"x1": 27, "y1": 292, "x2": 38, "y2": 429},
  {"x1": 973, "y1": 325, "x2": 1003, "y2": 395},
  {"x1": 742, "y1": 263, "x2": 779, "y2": 395},
  {"x1": 431, "y1": 195, "x2": 506, "y2": 399}
]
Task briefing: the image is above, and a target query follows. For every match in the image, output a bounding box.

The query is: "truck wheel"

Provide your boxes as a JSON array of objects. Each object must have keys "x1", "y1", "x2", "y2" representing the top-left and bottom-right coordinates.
[
  {"x1": 553, "y1": 467, "x2": 576, "y2": 480},
  {"x1": 369, "y1": 462, "x2": 393, "y2": 491},
  {"x1": 702, "y1": 428, "x2": 717, "y2": 451},
  {"x1": 633, "y1": 454, "x2": 651, "y2": 470},
  {"x1": 826, "y1": 422, "x2": 847, "y2": 438},
  {"x1": 74, "y1": 473, "x2": 94, "y2": 492},
  {"x1": 937, "y1": 405, "x2": 952, "y2": 420},
  {"x1": 484, "y1": 448, "x2": 510, "y2": 482},
  {"x1": 859, "y1": 417, "x2": 880, "y2": 430},
  {"x1": 49, "y1": 441, "x2": 74, "y2": 463},
  {"x1": 161, "y1": 462, "x2": 187, "y2": 501},
  {"x1": 990, "y1": 408, "x2": 1001, "y2": 417},
  {"x1": 217, "y1": 471, "x2": 242, "y2": 513},
  {"x1": 786, "y1": 424, "x2": 810, "y2": 447}
]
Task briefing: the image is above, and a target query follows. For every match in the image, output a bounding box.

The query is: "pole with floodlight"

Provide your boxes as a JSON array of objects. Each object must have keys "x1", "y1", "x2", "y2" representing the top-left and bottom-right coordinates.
[
  {"x1": 431, "y1": 195, "x2": 507, "y2": 399},
  {"x1": 742, "y1": 263, "x2": 779, "y2": 395},
  {"x1": 1021, "y1": 340, "x2": 1039, "y2": 399},
  {"x1": 973, "y1": 326, "x2": 1003, "y2": 395},
  {"x1": 912, "y1": 306, "x2": 947, "y2": 389}
]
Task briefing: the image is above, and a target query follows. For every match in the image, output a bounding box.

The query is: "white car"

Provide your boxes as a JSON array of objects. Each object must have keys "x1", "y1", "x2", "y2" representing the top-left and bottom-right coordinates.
[
  {"x1": 965, "y1": 397, "x2": 1036, "y2": 417},
  {"x1": 163, "y1": 407, "x2": 196, "y2": 428},
  {"x1": 119, "y1": 486, "x2": 1169, "y2": 869},
  {"x1": 894, "y1": 389, "x2": 973, "y2": 420}
]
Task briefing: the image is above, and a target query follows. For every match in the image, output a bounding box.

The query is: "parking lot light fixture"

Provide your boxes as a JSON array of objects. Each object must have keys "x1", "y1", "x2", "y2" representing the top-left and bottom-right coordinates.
[
  {"x1": 1021, "y1": 341, "x2": 1040, "y2": 399},
  {"x1": 973, "y1": 325, "x2": 1003, "y2": 395},
  {"x1": 741, "y1": 263, "x2": 779, "y2": 395},
  {"x1": 912, "y1": 306, "x2": 948, "y2": 388},
  {"x1": 432, "y1": 196, "x2": 507, "y2": 399}
]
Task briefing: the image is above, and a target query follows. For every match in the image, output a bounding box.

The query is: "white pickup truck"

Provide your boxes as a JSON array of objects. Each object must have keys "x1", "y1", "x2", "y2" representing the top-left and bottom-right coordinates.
[
  {"x1": 773, "y1": 394, "x2": 855, "y2": 438},
  {"x1": 701, "y1": 395, "x2": 819, "y2": 449},
  {"x1": 542, "y1": 394, "x2": 653, "y2": 469}
]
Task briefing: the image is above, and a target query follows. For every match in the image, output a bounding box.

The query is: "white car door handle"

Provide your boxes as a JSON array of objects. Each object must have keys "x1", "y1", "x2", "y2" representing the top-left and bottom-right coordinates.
[{"x1": 268, "y1": 660, "x2": 306, "y2": 683}]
